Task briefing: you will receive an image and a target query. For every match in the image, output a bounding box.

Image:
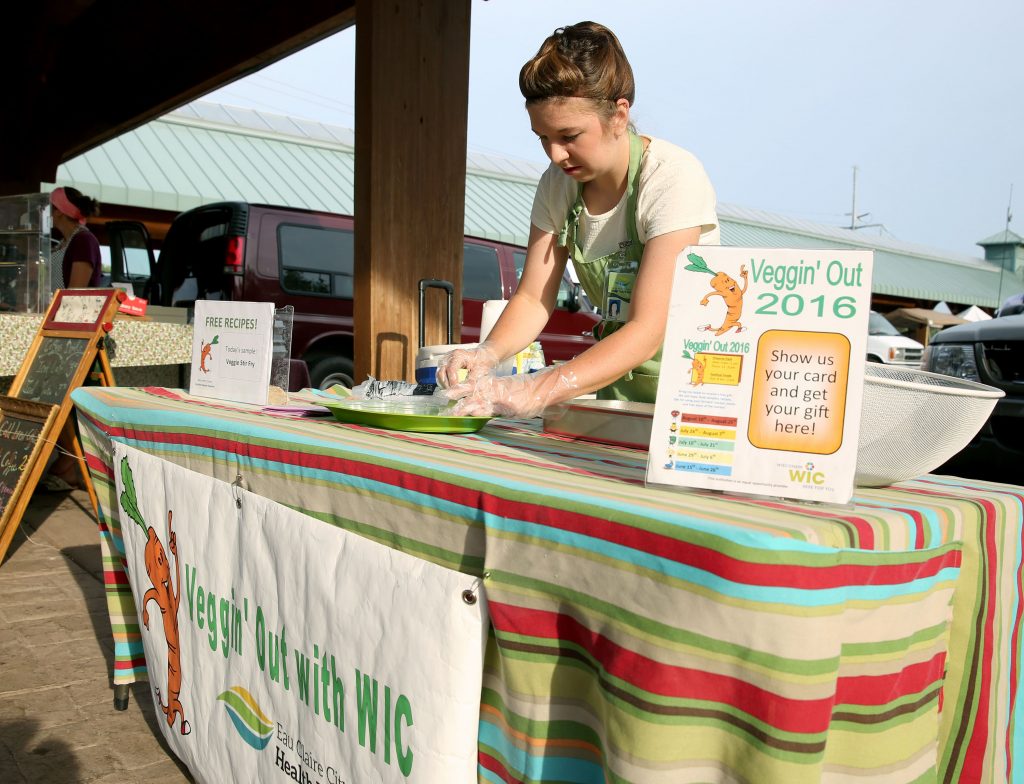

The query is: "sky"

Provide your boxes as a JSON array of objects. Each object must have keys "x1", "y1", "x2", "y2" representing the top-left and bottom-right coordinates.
[{"x1": 203, "y1": 0, "x2": 1024, "y2": 259}]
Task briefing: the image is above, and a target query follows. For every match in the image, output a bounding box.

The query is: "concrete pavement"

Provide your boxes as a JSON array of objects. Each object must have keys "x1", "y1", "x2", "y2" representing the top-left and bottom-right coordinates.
[{"x1": 0, "y1": 487, "x2": 193, "y2": 783}]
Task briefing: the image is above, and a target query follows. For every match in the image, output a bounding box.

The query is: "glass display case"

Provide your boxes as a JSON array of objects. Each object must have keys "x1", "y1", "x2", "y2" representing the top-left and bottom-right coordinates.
[{"x1": 0, "y1": 192, "x2": 52, "y2": 313}]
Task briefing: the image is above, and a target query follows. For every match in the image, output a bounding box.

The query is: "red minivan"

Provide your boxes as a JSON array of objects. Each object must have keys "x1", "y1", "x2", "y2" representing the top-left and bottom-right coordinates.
[{"x1": 109, "y1": 202, "x2": 599, "y2": 388}]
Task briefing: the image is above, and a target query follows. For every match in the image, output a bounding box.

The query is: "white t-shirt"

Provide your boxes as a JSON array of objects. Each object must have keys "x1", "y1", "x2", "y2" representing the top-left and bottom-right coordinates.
[{"x1": 530, "y1": 137, "x2": 720, "y2": 262}]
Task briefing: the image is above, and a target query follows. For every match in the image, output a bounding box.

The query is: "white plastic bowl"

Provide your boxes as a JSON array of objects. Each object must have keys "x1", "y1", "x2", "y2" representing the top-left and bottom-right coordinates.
[{"x1": 855, "y1": 364, "x2": 1003, "y2": 487}]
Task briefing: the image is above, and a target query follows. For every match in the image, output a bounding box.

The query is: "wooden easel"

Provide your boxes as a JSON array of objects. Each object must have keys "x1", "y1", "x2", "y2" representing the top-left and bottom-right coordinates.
[
  {"x1": 0, "y1": 397, "x2": 62, "y2": 563},
  {"x1": 0, "y1": 289, "x2": 122, "y2": 562}
]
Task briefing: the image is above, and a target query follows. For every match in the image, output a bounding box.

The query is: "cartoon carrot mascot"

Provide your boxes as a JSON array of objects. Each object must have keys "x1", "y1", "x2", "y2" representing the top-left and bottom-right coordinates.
[
  {"x1": 681, "y1": 349, "x2": 705, "y2": 387},
  {"x1": 120, "y1": 458, "x2": 191, "y2": 736},
  {"x1": 200, "y1": 335, "x2": 219, "y2": 373},
  {"x1": 686, "y1": 253, "x2": 749, "y2": 336}
]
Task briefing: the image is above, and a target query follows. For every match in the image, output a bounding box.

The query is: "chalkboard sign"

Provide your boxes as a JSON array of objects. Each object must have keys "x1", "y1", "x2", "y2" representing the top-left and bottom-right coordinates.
[
  {"x1": 0, "y1": 395, "x2": 60, "y2": 563},
  {"x1": 16, "y1": 336, "x2": 92, "y2": 405},
  {"x1": 44, "y1": 289, "x2": 116, "y2": 332},
  {"x1": 4, "y1": 289, "x2": 122, "y2": 539}
]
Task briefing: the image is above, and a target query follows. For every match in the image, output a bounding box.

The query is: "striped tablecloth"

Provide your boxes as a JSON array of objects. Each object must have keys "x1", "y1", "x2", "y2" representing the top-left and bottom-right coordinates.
[{"x1": 71, "y1": 386, "x2": 1024, "y2": 783}]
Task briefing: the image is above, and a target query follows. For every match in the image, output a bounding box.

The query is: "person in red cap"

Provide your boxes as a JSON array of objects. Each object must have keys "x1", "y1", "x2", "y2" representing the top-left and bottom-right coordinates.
[
  {"x1": 43, "y1": 187, "x2": 103, "y2": 490},
  {"x1": 50, "y1": 186, "x2": 102, "y2": 289}
]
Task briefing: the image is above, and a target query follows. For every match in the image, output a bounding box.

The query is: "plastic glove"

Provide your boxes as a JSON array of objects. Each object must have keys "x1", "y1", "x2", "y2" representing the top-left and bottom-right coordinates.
[
  {"x1": 436, "y1": 342, "x2": 501, "y2": 389},
  {"x1": 444, "y1": 365, "x2": 579, "y2": 419}
]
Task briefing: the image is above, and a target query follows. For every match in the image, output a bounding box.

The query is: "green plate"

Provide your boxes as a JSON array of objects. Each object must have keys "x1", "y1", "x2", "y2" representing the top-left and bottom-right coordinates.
[{"x1": 322, "y1": 399, "x2": 492, "y2": 433}]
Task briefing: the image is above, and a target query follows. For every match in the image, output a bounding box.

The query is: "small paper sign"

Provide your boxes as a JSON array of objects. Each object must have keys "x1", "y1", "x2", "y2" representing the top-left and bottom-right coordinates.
[
  {"x1": 647, "y1": 247, "x2": 874, "y2": 504},
  {"x1": 189, "y1": 300, "x2": 275, "y2": 405},
  {"x1": 117, "y1": 294, "x2": 148, "y2": 317}
]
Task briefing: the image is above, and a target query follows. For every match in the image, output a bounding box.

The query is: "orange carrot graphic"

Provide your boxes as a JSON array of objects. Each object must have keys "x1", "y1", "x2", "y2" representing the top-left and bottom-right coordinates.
[
  {"x1": 691, "y1": 357, "x2": 706, "y2": 386},
  {"x1": 686, "y1": 253, "x2": 749, "y2": 336},
  {"x1": 681, "y1": 350, "x2": 706, "y2": 387},
  {"x1": 200, "y1": 335, "x2": 219, "y2": 373},
  {"x1": 120, "y1": 459, "x2": 191, "y2": 736}
]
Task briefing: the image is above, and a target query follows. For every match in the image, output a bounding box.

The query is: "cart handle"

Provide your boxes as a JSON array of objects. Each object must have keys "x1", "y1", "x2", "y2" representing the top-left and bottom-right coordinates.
[{"x1": 418, "y1": 279, "x2": 454, "y2": 348}]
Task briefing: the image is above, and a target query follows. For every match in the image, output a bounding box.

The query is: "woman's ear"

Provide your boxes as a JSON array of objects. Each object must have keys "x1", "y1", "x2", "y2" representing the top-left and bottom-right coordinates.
[{"x1": 612, "y1": 98, "x2": 631, "y2": 136}]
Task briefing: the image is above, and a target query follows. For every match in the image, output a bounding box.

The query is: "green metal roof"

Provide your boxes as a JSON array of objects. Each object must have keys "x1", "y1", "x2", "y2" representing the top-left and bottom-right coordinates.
[
  {"x1": 58, "y1": 106, "x2": 357, "y2": 215},
  {"x1": 977, "y1": 229, "x2": 1024, "y2": 246},
  {"x1": 52, "y1": 101, "x2": 1009, "y2": 308},
  {"x1": 716, "y1": 204, "x2": 1009, "y2": 307}
]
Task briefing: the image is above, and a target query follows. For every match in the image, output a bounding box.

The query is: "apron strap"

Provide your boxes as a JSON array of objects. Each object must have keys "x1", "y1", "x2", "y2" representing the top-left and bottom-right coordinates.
[
  {"x1": 624, "y1": 132, "x2": 643, "y2": 250},
  {"x1": 557, "y1": 199, "x2": 583, "y2": 249}
]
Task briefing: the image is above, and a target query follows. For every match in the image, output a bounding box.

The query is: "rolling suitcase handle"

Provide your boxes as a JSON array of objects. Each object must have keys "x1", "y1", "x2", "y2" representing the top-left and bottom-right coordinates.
[{"x1": 418, "y1": 279, "x2": 454, "y2": 348}]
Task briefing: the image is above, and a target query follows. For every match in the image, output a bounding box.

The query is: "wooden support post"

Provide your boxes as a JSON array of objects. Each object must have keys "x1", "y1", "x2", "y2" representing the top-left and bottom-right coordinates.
[{"x1": 353, "y1": 0, "x2": 472, "y2": 383}]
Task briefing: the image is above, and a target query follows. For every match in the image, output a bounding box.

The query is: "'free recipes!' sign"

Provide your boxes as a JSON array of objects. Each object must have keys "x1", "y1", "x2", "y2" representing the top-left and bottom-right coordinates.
[
  {"x1": 646, "y1": 247, "x2": 874, "y2": 504},
  {"x1": 189, "y1": 301, "x2": 275, "y2": 405}
]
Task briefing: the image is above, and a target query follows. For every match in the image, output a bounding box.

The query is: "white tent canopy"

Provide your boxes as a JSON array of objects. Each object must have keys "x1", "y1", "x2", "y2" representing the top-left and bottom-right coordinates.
[{"x1": 958, "y1": 305, "x2": 992, "y2": 322}]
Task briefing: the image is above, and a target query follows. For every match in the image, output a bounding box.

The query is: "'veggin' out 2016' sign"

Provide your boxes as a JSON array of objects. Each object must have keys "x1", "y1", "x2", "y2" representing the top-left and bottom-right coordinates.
[
  {"x1": 647, "y1": 247, "x2": 873, "y2": 504},
  {"x1": 115, "y1": 443, "x2": 487, "y2": 784}
]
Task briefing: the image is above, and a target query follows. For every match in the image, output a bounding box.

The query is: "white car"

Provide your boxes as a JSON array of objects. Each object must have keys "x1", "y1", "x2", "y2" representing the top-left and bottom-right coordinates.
[{"x1": 866, "y1": 310, "x2": 924, "y2": 367}]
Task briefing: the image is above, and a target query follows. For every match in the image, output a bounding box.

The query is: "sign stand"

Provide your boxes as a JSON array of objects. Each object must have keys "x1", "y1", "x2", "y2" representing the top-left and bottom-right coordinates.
[
  {"x1": 0, "y1": 397, "x2": 62, "y2": 563},
  {"x1": 0, "y1": 289, "x2": 122, "y2": 562}
]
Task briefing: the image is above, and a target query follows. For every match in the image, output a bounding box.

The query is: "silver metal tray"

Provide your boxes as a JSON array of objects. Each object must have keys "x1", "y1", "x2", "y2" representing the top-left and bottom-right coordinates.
[{"x1": 543, "y1": 399, "x2": 654, "y2": 450}]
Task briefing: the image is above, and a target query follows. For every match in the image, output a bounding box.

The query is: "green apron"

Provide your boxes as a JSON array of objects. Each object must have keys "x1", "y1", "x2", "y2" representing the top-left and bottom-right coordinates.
[{"x1": 558, "y1": 132, "x2": 660, "y2": 402}]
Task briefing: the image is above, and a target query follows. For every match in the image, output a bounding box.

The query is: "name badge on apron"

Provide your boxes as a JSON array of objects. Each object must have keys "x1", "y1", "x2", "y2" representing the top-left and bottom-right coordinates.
[{"x1": 602, "y1": 249, "x2": 638, "y2": 324}]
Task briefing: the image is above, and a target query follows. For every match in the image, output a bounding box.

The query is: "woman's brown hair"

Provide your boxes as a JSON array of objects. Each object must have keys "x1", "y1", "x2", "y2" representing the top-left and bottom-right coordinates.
[
  {"x1": 519, "y1": 21, "x2": 635, "y2": 118},
  {"x1": 63, "y1": 186, "x2": 100, "y2": 218}
]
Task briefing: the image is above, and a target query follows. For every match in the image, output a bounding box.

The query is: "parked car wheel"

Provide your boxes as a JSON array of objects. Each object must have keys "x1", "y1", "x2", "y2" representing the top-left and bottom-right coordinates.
[{"x1": 308, "y1": 355, "x2": 355, "y2": 390}]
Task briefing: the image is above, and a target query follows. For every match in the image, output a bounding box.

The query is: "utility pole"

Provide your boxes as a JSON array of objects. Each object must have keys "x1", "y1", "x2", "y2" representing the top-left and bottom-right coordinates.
[
  {"x1": 846, "y1": 165, "x2": 881, "y2": 230},
  {"x1": 849, "y1": 166, "x2": 861, "y2": 229},
  {"x1": 997, "y1": 183, "x2": 1015, "y2": 308},
  {"x1": 1007, "y1": 183, "x2": 1014, "y2": 234}
]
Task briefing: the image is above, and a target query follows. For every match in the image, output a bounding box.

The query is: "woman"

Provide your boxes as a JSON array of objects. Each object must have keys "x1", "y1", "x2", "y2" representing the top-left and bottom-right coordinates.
[
  {"x1": 50, "y1": 186, "x2": 102, "y2": 289},
  {"x1": 43, "y1": 186, "x2": 102, "y2": 490},
  {"x1": 439, "y1": 21, "x2": 718, "y2": 416}
]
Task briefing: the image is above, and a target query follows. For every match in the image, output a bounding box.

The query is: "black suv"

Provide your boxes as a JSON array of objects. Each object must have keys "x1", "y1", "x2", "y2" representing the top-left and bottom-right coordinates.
[{"x1": 924, "y1": 312, "x2": 1024, "y2": 483}]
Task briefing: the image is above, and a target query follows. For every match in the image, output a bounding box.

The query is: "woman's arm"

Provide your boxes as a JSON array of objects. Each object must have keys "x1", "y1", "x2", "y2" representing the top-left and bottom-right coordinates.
[
  {"x1": 66, "y1": 260, "x2": 94, "y2": 287},
  {"x1": 445, "y1": 225, "x2": 703, "y2": 416},
  {"x1": 548, "y1": 225, "x2": 702, "y2": 398},
  {"x1": 479, "y1": 223, "x2": 568, "y2": 361},
  {"x1": 437, "y1": 224, "x2": 567, "y2": 387},
  {"x1": 63, "y1": 231, "x2": 100, "y2": 288}
]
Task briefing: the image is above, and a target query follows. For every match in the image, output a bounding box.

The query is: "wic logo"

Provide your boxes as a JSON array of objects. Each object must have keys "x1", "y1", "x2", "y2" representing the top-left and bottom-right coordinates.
[
  {"x1": 218, "y1": 685, "x2": 274, "y2": 750},
  {"x1": 788, "y1": 463, "x2": 825, "y2": 485}
]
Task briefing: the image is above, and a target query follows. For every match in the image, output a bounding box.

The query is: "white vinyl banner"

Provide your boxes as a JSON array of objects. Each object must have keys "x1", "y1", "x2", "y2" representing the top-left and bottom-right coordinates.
[{"x1": 114, "y1": 443, "x2": 487, "y2": 784}]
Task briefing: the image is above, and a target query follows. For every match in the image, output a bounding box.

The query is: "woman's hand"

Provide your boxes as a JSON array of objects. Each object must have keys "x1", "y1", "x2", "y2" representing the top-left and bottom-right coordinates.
[
  {"x1": 443, "y1": 365, "x2": 579, "y2": 419},
  {"x1": 436, "y1": 342, "x2": 501, "y2": 388}
]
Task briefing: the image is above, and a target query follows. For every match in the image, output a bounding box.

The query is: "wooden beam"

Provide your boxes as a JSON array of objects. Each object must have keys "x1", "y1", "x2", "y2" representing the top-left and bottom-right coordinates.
[
  {"x1": 0, "y1": 1, "x2": 356, "y2": 196},
  {"x1": 56, "y1": 2, "x2": 358, "y2": 161},
  {"x1": 353, "y1": 0, "x2": 472, "y2": 383}
]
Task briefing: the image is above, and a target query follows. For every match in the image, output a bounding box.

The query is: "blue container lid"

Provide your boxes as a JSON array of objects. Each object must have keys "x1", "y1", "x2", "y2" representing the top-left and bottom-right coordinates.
[{"x1": 415, "y1": 366, "x2": 437, "y2": 385}]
